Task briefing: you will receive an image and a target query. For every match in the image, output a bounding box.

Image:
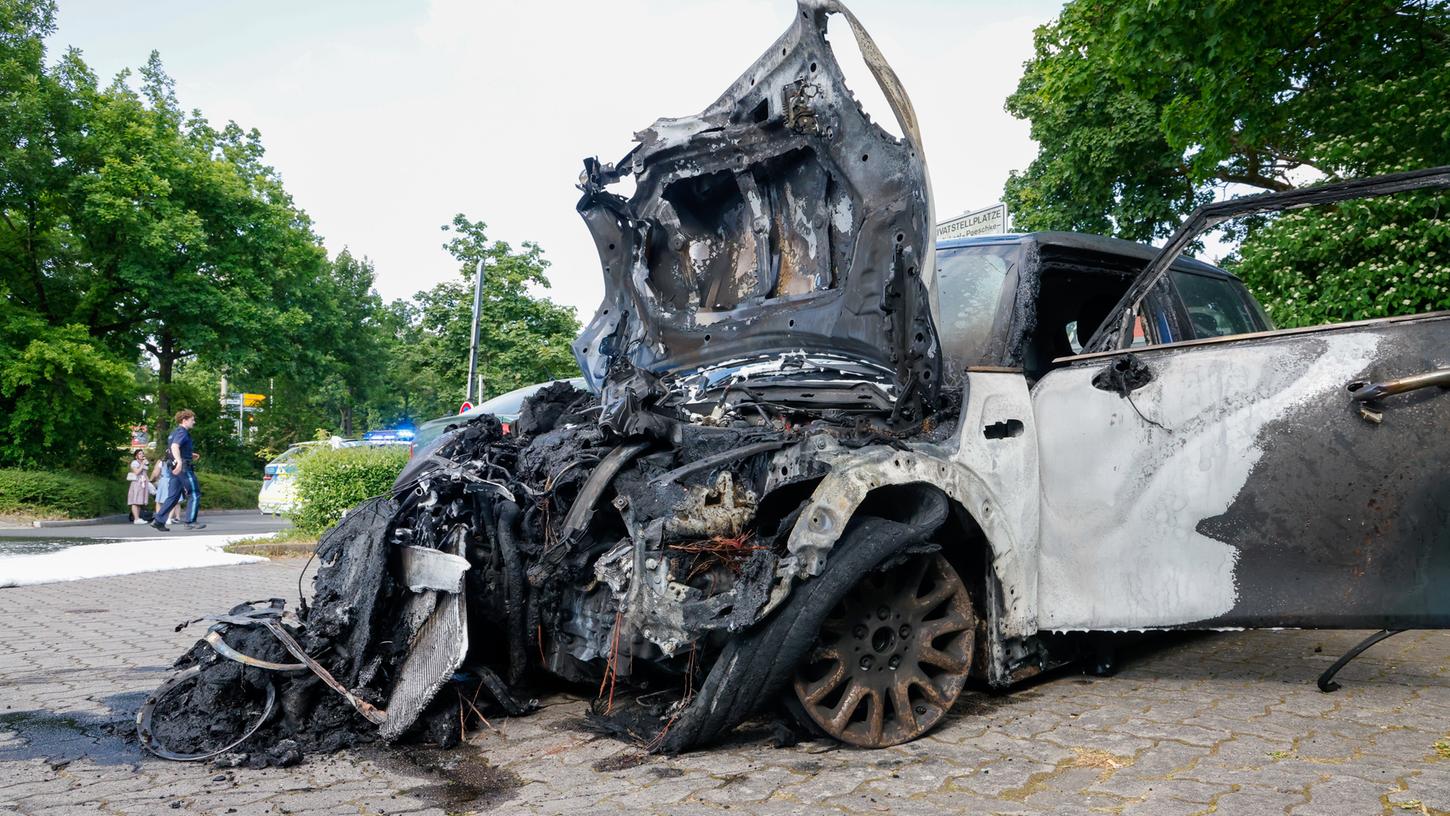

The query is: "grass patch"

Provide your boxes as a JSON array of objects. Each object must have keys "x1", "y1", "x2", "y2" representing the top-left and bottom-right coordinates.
[{"x1": 224, "y1": 526, "x2": 317, "y2": 557}]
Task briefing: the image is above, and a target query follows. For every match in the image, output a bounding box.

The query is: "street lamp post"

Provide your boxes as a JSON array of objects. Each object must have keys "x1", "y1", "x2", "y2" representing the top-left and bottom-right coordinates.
[{"x1": 465, "y1": 258, "x2": 486, "y2": 404}]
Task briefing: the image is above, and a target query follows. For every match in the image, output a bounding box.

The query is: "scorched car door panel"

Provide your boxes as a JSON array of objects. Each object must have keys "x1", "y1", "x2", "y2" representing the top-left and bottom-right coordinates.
[{"x1": 1034, "y1": 313, "x2": 1450, "y2": 631}]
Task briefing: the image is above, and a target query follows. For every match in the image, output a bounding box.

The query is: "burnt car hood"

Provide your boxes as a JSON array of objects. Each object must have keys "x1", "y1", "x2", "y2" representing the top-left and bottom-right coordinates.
[{"x1": 573, "y1": 0, "x2": 942, "y2": 419}]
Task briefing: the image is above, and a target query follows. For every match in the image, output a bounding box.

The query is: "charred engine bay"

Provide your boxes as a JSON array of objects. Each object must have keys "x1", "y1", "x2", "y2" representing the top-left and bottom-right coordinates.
[
  {"x1": 140, "y1": 0, "x2": 965, "y2": 765},
  {"x1": 142, "y1": 380, "x2": 959, "y2": 765}
]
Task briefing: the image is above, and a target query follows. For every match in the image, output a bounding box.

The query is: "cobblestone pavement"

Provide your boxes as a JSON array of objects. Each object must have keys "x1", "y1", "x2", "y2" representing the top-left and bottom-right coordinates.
[{"x1": 1, "y1": 560, "x2": 1447, "y2": 816}]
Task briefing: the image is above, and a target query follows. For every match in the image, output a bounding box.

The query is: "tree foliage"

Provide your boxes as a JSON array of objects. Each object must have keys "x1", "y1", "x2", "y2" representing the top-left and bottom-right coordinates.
[
  {"x1": 0, "y1": 300, "x2": 135, "y2": 473},
  {"x1": 386, "y1": 215, "x2": 580, "y2": 417},
  {"x1": 0, "y1": 1, "x2": 583, "y2": 478},
  {"x1": 1003, "y1": 0, "x2": 1450, "y2": 326},
  {"x1": 1, "y1": 0, "x2": 329, "y2": 460}
]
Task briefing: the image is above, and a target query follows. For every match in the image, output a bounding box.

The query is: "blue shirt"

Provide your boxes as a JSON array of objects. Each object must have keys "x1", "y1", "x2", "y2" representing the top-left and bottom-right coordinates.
[{"x1": 168, "y1": 426, "x2": 194, "y2": 469}]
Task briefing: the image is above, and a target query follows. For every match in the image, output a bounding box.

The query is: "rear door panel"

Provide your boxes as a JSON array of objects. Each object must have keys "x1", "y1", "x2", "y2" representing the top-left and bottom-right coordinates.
[{"x1": 1034, "y1": 313, "x2": 1450, "y2": 630}]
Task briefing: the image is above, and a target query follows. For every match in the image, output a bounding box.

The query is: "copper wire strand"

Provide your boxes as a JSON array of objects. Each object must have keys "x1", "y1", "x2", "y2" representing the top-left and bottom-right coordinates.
[
  {"x1": 598, "y1": 610, "x2": 624, "y2": 715},
  {"x1": 458, "y1": 686, "x2": 497, "y2": 734}
]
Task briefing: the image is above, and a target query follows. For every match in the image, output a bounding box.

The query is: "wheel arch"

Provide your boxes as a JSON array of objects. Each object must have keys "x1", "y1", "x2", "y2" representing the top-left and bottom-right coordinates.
[{"x1": 781, "y1": 446, "x2": 1037, "y2": 643}]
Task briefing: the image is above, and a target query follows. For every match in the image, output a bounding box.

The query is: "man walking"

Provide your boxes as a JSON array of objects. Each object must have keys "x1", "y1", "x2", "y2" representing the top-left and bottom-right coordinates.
[{"x1": 151, "y1": 409, "x2": 205, "y2": 531}]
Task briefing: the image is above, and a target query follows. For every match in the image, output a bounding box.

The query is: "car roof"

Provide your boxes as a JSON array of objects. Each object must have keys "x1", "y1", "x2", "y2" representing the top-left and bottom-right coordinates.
[
  {"x1": 462, "y1": 377, "x2": 587, "y2": 418},
  {"x1": 416, "y1": 377, "x2": 589, "y2": 432},
  {"x1": 937, "y1": 231, "x2": 1237, "y2": 280}
]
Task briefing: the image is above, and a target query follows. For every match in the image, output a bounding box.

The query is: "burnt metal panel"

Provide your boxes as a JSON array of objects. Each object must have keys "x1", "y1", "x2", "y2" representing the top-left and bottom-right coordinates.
[
  {"x1": 1036, "y1": 314, "x2": 1450, "y2": 630},
  {"x1": 573, "y1": 0, "x2": 941, "y2": 420}
]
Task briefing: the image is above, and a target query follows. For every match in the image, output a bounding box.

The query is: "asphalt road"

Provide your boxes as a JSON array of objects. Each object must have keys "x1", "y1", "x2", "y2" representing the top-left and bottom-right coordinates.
[{"x1": 0, "y1": 511, "x2": 289, "y2": 540}]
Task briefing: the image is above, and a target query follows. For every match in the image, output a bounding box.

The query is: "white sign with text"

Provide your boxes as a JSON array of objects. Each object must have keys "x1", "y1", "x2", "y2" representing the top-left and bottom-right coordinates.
[{"x1": 937, "y1": 203, "x2": 1009, "y2": 240}]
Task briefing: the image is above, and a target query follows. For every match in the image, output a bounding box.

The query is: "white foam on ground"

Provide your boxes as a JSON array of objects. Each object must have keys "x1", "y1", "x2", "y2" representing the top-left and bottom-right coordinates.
[{"x1": 0, "y1": 534, "x2": 269, "y2": 587}]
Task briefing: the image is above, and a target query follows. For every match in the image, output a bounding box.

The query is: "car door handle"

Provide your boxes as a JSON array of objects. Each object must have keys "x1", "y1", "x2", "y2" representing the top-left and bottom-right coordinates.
[
  {"x1": 1346, "y1": 367, "x2": 1450, "y2": 422},
  {"x1": 1347, "y1": 368, "x2": 1450, "y2": 401}
]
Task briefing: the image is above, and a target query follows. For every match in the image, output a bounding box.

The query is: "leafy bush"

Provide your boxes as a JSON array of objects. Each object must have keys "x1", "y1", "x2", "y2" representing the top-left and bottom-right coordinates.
[
  {"x1": 197, "y1": 472, "x2": 262, "y2": 510},
  {"x1": 0, "y1": 468, "x2": 126, "y2": 518},
  {"x1": 0, "y1": 316, "x2": 137, "y2": 475},
  {"x1": 291, "y1": 446, "x2": 407, "y2": 535},
  {"x1": 1231, "y1": 193, "x2": 1450, "y2": 328}
]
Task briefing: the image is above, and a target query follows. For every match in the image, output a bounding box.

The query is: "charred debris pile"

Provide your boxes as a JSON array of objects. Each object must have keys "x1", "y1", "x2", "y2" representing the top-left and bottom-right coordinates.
[{"x1": 139, "y1": 379, "x2": 960, "y2": 765}]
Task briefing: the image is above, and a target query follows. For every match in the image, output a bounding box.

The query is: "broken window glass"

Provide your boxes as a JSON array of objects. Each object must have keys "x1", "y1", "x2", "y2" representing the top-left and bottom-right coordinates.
[{"x1": 935, "y1": 244, "x2": 1015, "y2": 368}]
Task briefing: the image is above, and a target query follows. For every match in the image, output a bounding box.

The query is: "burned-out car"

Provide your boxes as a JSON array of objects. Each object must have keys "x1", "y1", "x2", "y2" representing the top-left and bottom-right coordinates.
[{"x1": 141, "y1": 0, "x2": 1450, "y2": 763}]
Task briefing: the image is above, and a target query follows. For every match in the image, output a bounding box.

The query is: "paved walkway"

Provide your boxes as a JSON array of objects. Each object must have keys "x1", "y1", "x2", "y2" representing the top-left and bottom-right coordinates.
[
  {"x1": 1, "y1": 512, "x2": 287, "y2": 540},
  {"x1": 1, "y1": 560, "x2": 1447, "y2": 815}
]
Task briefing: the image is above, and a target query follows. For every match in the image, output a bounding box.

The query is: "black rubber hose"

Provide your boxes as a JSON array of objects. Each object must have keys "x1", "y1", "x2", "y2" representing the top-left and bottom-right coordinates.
[
  {"x1": 655, "y1": 490, "x2": 949, "y2": 753},
  {"x1": 495, "y1": 500, "x2": 529, "y2": 685}
]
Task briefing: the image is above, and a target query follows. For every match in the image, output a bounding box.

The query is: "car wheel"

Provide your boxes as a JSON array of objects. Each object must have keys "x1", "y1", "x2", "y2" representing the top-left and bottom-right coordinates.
[{"x1": 791, "y1": 553, "x2": 975, "y2": 747}]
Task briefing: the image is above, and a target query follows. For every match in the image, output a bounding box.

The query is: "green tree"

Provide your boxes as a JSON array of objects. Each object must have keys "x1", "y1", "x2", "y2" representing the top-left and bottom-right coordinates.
[
  {"x1": 254, "y1": 249, "x2": 393, "y2": 446},
  {"x1": 311, "y1": 250, "x2": 389, "y2": 435},
  {"x1": 73, "y1": 59, "x2": 329, "y2": 436},
  {"x1": 1002, "y1": 0, "x2": 1450, "y2": 326},
  {"x1": 382, "y1": 215, "x2": 580, "y2": 420},
  {"x1": 0, "y1": 1, "x2": 95, "y2": 329},
  {"x1": 0, "y1": 1, "x2": 330, "y2": 443},
  {"x1": 0, "y1": 0, "x2": 136, "y2": 472},
  {"x1": 0, "y1": 1, "x2": 580, "y2": 474},
  {"x1": 0, "y1": 296, "x2": 135, "y2": 473}
]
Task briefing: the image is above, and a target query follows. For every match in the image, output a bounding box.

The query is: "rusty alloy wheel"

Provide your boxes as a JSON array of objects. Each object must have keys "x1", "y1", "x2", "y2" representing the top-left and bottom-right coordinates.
[{"x1": 792, "y1": 553, "x2": 975, "y2": 747}]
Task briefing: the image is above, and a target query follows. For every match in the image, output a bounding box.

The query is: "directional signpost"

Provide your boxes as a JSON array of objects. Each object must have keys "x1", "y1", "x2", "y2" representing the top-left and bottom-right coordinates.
[{"x1": 222, "y1": 392, "x2": 266, "y2": 438}]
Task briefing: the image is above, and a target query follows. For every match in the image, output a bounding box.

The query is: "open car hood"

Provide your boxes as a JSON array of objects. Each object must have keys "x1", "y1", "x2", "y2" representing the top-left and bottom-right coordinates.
[{"x1": 573, "y1": 0, "x2": 942, "y2": 422}]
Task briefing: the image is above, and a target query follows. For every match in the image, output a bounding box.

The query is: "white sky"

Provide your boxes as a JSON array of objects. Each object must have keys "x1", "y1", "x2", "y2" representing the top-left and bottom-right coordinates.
[{"x1": 50, "y1": 0, "x2": 1065, "y2": 319}]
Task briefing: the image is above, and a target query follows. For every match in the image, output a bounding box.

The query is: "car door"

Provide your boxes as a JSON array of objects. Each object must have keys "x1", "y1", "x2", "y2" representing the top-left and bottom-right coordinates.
[{"x1": 1034, "y1": 309, "x2": 1450, "y2": 631}]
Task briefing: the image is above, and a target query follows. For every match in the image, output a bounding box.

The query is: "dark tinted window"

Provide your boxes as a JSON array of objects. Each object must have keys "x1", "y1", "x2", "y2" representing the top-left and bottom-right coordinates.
[{"x1": 1172, "y1": 271, "x2": 1271, "y2": 338}]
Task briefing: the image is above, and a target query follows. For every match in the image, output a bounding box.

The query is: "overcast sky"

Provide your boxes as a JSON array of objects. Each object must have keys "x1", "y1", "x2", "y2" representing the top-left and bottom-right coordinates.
[{"x1": 50, "y1": 0, "x2": 1065, "y2": 318}]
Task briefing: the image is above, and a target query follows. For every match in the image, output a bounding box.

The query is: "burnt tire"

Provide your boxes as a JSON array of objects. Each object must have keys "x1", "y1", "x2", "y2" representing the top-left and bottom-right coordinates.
[
  {"x1": 791, "y1": 553, "x2": 975, "y2": 747},
  {"x1": 655, "y1": 493, "x2": 948, "y2": 754}
]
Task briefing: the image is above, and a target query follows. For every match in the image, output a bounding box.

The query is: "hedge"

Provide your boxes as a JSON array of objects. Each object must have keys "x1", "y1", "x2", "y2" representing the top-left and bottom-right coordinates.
[
  {"x1": 291, "y1": 446, "x2": 408, "y2": 535},
  {"x1": 0, "y1": 468, "x2": 124, "y2": 518},
  {"x1": 197, "y1": 472, "x2": 263, "y2": 510},
  {"x1": 0, "y1": 467, "x2": 261, "y2": 519}
]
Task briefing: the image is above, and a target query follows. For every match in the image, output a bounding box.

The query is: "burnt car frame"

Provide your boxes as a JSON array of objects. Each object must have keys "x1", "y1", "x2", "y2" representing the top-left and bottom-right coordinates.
[{"x1": 145, "y1": 0, "x2": 1450, "y2": 760}]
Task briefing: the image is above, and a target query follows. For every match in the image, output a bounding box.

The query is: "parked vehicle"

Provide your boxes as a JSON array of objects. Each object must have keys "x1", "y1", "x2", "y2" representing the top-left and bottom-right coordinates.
[
  {"x1": 409, "y1": 378, "x2": 588, "y2": 456},
  {"x1": 152, "y1": 0, "x2": 1449, "y2": 764},
  {"x1": 257, "y1": 440, "x2": 334, "y2": 515}
]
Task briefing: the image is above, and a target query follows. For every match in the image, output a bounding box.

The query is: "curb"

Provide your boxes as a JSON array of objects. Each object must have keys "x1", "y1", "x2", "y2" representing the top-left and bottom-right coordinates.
[{"x1": 31, "y1": 509, "x2": 267, "y2": 528}]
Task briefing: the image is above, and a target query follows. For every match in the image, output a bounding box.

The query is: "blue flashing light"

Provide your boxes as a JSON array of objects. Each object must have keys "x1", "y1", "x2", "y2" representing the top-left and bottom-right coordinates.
[{"x1": 363, "y1": 428, "x2": 414, "y2": 442}]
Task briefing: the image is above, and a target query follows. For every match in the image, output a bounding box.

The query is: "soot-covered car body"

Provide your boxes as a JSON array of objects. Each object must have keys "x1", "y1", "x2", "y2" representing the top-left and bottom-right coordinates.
[{"x1": 143, "y1": 1, "x2": 1450, "y2": 763}]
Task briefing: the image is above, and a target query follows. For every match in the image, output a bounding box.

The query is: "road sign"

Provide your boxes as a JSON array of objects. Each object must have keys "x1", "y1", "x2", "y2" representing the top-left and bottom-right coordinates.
[
  {"x1": 937, "y1": 203, "x2": 1009, "y2": 240},
  {"x1": 459, "y1": 402, "x2": 473, "y2": 414},
  {"x1": 223, "y1": 392, "x2": 264, "y2": 410}
]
